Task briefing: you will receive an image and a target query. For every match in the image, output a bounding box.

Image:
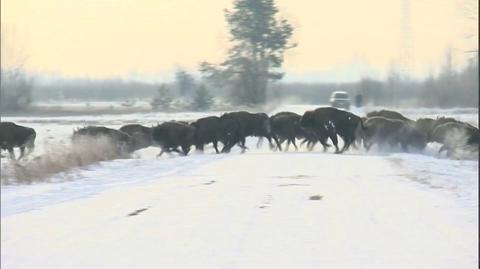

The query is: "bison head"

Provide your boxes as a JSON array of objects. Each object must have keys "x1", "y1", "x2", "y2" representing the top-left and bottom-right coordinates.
[
  {"x1": 406, "y1": 127, "x2": 428, "y2": 151},
  {"x1": 300, "y1": 111, "x2": 315, "y2": 129},
  {"x1": 255, "y1": 113, "x2": 272, "y2": 135}
]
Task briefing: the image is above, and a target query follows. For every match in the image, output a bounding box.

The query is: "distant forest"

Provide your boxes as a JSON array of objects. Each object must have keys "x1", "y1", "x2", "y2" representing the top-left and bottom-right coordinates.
[{"x1": 30, "y1": 53, "x2": 478, "y2": 109}]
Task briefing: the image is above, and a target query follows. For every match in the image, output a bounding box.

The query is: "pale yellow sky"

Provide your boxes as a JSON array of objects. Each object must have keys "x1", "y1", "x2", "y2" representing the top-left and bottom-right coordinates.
[{"x1": 1, "y1": 0, "x2": 477, "y2": 81}]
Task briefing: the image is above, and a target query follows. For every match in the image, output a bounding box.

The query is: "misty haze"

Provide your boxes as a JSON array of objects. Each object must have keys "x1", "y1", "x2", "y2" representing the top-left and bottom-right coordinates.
[{"x1": 1, "y1": 0, "x2": 478, "y2": 269}]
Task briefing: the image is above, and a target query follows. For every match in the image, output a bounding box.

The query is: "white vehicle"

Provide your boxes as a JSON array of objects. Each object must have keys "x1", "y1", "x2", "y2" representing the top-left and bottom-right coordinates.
[{"x1": 329, "y1": 91, "x2": 351, "y2": 110}]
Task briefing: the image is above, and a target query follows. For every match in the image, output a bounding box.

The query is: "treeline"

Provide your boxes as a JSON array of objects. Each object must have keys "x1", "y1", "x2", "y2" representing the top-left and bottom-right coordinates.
[
  {"x1": 2, "y1": 54, "x2": 478, "y2": 112},
  {"x1": 33, "y1": 78, "x2": 159, "y2": 101},
  {"x1": 19, "y1": 52, "x2": 480, "y2": 109},
  {"x1": 272, "y1": 53, "x2": 479, "y2": 108},
  {"x1": 30, "y1": 70, "x2": 217, "y2": 112}
]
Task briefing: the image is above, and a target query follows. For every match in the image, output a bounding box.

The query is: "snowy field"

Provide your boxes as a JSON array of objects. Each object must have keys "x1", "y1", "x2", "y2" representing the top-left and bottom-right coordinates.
[{"x1": 1, "y1": 104, "x2": 478, "y2": 269}]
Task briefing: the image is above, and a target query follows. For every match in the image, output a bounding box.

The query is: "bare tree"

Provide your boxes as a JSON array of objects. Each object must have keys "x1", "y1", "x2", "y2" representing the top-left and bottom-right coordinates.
[{"x1": 0, "y1": 25, "x2": 33, "y2": 112}]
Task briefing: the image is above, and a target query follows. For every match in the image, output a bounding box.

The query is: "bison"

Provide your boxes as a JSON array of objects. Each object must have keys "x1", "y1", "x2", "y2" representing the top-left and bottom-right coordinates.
[
  {"x1": 190, "y1": 116, "x2": 223, "y2": 153},
  {"x1": 270, "y1": 111, "x2": 320, "y2": 151},
  {"x1": 0, "y1": 122, "x2": 36, "y2": 160},
  {"x1": 72, "y1": 126, "x2": 134, "y2": 154},
  {"x1": 414, "y1": 118, "x2": 435, "y2": 140},
  {"x1": 366, "y1": 110, "x2": 413, "y2": 123},
  {"x1": 363, "y1": 116, "x2": 427, "y2": 152},
  {"x1": 119, "y1": 124, "x2": 153, "y2": 152},
  {"x1": 430, "y1": 122, "x2": 479, "y2": 156},
  {"x1": 300, "y1": 107, "x2": 365, "y2": 153},
  {"x1": 219, "y1": 111, "x2": 281, "y2": 153},
  {"x1": 414, "y1": 117, "x2": 476, "y2": 143},
  {"x1": 270, "y1": 112, "x2": 301, "y2": 151},
  {"x1": 151, "y1": 121, "x2": 196, "y2": 156}
]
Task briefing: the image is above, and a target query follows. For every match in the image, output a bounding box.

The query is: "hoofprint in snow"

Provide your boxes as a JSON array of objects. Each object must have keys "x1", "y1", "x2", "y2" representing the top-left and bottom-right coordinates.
[{"x1": 1, "y1": 105, "x2": 478, "y2": 269}]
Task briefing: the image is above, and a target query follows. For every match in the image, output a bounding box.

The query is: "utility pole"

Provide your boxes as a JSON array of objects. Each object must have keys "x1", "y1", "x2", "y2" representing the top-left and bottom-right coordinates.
[{"x1": 399, "y1": 0, "x2": 413, "y2": 79}]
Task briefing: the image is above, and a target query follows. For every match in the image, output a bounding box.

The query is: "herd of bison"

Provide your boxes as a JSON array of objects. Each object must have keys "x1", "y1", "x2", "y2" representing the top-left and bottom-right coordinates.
[{"x1": 1, "y1": 107, "x2": 479, "y2": 161}]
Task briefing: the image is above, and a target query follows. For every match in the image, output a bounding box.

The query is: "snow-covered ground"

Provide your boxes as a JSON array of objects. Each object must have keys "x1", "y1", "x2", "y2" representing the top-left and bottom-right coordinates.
[{"x1": 1, "y1": 105, "x2": 478, "y2": 269}]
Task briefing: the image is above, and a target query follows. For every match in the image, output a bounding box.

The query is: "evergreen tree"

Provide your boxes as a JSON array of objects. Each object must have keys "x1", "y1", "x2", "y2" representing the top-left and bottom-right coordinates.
[
  {"x1": 150, "y1": 84, "x2": 173, "y2": 110},
  {"x1": 191, "y1": 84, "x2": 213, "y2": 111},
  {"x1": 174, "y1": 69, "x2": 195, "y2": 97},
  {"x1": 200, "y1": 0, "x2": 295, "y2": 106}
]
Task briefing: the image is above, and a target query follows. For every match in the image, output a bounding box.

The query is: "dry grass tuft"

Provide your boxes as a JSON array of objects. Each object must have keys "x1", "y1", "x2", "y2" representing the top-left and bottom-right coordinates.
[{"x1": 1, "y1": 136, "x2": 129, "y2": 185}]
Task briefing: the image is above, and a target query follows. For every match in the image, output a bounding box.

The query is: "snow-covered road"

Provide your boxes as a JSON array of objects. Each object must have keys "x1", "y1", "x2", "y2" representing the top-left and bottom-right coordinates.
[{"x1": 2, "y1": 149, "x2": 477, "y2": 269}]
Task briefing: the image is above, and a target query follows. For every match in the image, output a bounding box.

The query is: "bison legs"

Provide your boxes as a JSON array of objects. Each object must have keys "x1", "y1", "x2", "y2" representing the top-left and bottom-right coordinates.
[
  {"x1": 221, "y1": 139, "x2": 235, "y2": 153},
  {"x1": 309, "y1": 141, "x2": 317, "y2": 151},
  {"x1": 438, "y1": 144, "x2": 455, "y2": 157},
  {"x1": 237, "y1": 137, "x2": 249, "y2": 153},
  {"x1": 157, "y1": 146, "x2": 183, "y2": 158},
  {"x1": 315, "y1": 131, "x2": 334, "y2": 153},
  {"x1": 156, "y1": 149, "x2": 165, "y2": 158},
  {"x1": 256, "y1": 137, "x2": 264, "y2": 148},
  {"x1": 220, "y1": 136, "x2": 237, "y2": 153},
  {"x1": 270, "y1": 136, "x2": 284, "y2": 151},
  {"x1": 212, "y1": 140, "x2": 220, "y2": 154},
  {"x1": 290, "y1": 137, "x2": 298, "y2": 151},
  {"x1": 400, "y1": 141, "x2": 409, "y2": 152},
  {"x1": 339, "y1": 135, "x2": 355, "y2": 153},
  {"x1": 339, "y1": 137, "x2": 349, "y2": 153},
  {"x1": 284, "y1": 136, "x2": 297, "y2": 152},
  {"x1": 6, "y1": 147, "x2": 16, "y2": 160},
  {"x1": 285, "y1": 140, "x2": 291, "y2": 152},
  {"x1": 181, "y1": 145, "x2": 191, "y2": 156},
  {"x1": 438, "y1": 144, "x2": 448, "y2": 155},
  {"x1": 221, "y1": 145, "x2": 230, "y2": 153},
  {"x1": 271, "y1": 135, "x2": 283, "y2": 152},
  {"x1": 18, "y1": 146, "x2": 26, "y2": 160},
  {"x1": 195, "y1": 143, "x2": 204, "y2": 152},
  {"x1": 364, "y1": 142, "x2": 373, "y2": 151},
  {"x1": 328, "y1": 134, "x2": 340, "y2": 153},
  {"x1": 300, "y1": 138, "x2": 308, "y2": 148}
]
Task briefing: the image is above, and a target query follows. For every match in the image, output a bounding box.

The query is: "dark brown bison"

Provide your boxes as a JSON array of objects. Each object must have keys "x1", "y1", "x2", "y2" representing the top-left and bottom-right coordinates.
[
  {"x1": 414, "y1": 118, "x2": 435, "y2": 140},
  {"x1": 270, "y1": 111, "x2": 320, "y2": 151},
  {"x1": 414, "y1": 117, "x2": 476, "y2": 143},
  {"x1": 363, "y1": 116, "x2": 427, "y2": 152},
  {"x1": 119, "y1": 124, "x2": 153, "y2": 152},
  {"x1": 151, "y1": 121, "x2": 196, "y2": 156},
  {"x1": 217, "y1": 113, "x2": 244, "y2": 153},
  {"x1": 366, "y1": 110, "x2": 413, "y2": 123},
  {"x1": 190, "y1": 116, "x2": 223, "y2": 153},
  {"x1": 430, "y1": 122, "x2": 479, "y2": 156},
  {"x1": 72, "y1": 126, "x2": 134, "y2": 154},
  {"x1": 270, "y1": 112, "x2": 301, "y2": 151},
  {"x1": 298, "y1": 129, "x2": 322, "y2": 151},
  {"x1": 431, "y1": 117, "x2": 477, "y2": 133},
  {"x1": 300, "y1": 107, "x2": 365, "y2": 153},
  {"x1": 0, "y1": 122, "x2": 36, "y2": 160},
  {"x1": 219, "y1": 111, "x2": 281, "y2": 153}
]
